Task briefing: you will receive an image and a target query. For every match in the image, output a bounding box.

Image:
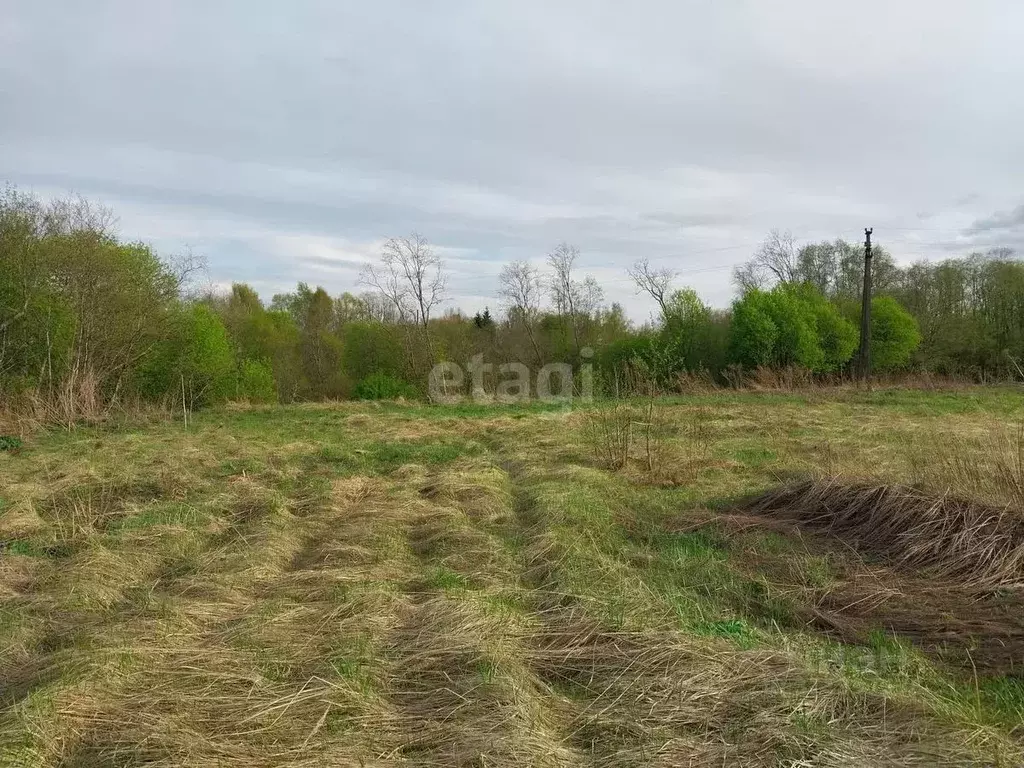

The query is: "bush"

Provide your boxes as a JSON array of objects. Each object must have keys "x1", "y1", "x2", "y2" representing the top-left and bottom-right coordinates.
[
  {"x1": 792, "y1": 283, "x2": 858, "y2": 372},
  {"x1": 731, "y1": 284, "x2": 858, "y2": 373},
  {"x1": 237, "y1": 358, "x2": 277, "y2": 403},
  {"x1": 730, "y1": 289, "x2": 779, "y2": 368},
  {"x1": 870, "y1": 296, "x2": 921, "y2": 372},
  {"x1": 353, "y1": 372, "x2": 418, "y2": 400},
  {"x1": 595, "y1": 333, "x2": 659, "y2": 392},
  {"x1": 137, "y1": 303, "x2": 236, "y2": 407},
  {"x1": 649, "y1": 290, "x2": 731, "y2": 380},
  {"x1": 765, "y1": 288, "x2": 822, "y2": 370},
  {"x1": 341, "y1": 322, "x2": 407, "y2": 383}
]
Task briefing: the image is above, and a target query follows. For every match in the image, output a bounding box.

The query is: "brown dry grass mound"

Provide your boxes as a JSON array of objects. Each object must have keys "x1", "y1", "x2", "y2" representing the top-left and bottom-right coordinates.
[{"x1": 745, "y1": 480, "x2": 1024, "y2": 592}]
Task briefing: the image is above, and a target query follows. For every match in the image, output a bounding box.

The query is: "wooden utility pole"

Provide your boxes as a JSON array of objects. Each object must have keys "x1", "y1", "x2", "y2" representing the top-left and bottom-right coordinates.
[{"x1": 858, "y1": 228, "x2": 873, "y2": 383}]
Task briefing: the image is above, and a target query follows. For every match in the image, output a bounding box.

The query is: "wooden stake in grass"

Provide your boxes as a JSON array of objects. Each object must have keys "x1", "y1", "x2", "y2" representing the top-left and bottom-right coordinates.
[{"x1": 181, "y1": 374, "x2": 188, "y2": 429}]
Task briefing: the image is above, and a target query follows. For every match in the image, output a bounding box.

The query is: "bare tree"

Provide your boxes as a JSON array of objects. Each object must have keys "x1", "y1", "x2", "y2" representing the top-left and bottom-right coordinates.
[
  {"x1": 732, "y1": 229, "x2": 799, "y2": 292},
  {"x1": 547, "y1": 242, "x2": 603, "y2": 355},
  {"x1": 44, "y1": 192, "x2": 118, "y2": 238},
  {"x1": 986, "y1": 246, "x2": 1016, "y2": 260},
  {"x1": 360, "y1": 233, "x2": 447, "y2": 361},
  {"x1": 360, "y1": 249, "x2": 412, "y2": 322},
  {"x1": 361, "y1": 234, "x2": 447, "y2": 327},
  {"x1": 359, "y1": 291, "x2": 401, "y2": 324},
  {"x1": 758, "y1": 229, "x2": 800, "y2": 283},
  {"x1": 577, "y1": 275, "x2": 604, "y2": 316},
  {"x1": 497, "y1": 260, "x2": 544, "y2": 364},
  {"x1": 627, "y1": 258, "x2": 676, "y2": 318},
  {"x1": 795, "y1": 240, "x2": 841, "y2": 296},
  {"x1": 732, "y1": 261, "x2": 766, "y2": 293},
  {"x1": 169, "y1": 246, "x2": 208, "y2": 301}
]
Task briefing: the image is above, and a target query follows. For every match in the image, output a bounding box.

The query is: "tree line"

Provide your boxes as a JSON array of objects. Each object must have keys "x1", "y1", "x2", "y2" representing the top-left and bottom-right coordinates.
[{"x1": 1, "y1": 186, "x2": 1021, "y2": 418}]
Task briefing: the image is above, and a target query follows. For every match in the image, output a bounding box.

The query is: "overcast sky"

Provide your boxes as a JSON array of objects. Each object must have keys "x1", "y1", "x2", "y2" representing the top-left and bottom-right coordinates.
[{"x1": 2, "y1": 2, "x2": 1023, "y2": 320}]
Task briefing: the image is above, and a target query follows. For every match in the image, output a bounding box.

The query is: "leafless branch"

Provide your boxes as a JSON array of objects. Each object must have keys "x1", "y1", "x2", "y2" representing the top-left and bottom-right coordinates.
[
  {"x1": 732, "y1": 229, "x2": 799, "y2": 292},
  {"x1": 547, "y1": 242, "x2": 602, "y2": 355},
  {"x1": 498, "y1": 260, "x2": 543, "y2": 364},
  {"x1": 627, "y1": 258, "x2": 676, "y2": 317}
]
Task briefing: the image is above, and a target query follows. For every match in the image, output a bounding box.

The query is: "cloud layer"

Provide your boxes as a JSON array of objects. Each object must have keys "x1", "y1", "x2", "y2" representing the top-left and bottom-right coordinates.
[{"x1": 2, "y1": 1, "x2": 1022, "y2": 318}]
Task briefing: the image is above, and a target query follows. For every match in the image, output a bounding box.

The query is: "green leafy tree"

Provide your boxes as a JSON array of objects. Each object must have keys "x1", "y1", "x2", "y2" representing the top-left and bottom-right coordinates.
[
  {"x1": 237, "y1": 358, "x2": 277, "y2": 402},
  {"x1": 340, "y1": 322, "x2": 407, "y2": 386},
  {"x1": 730, "y1": 289, "x2": 778, "y2": 368},
  {"x1": 333, "y1": 292, "x2": 369, "y2": 328},
  {"x1": 272, "y1": 283, "x2": 346, "y2": 398},
  {"x1": 0, "y1": 190, "x2": 74, "y2": 388},
  {"x1": 661, "y1": 289, "x2": 710, "y2": 370},
  {"x1": 788, "y1": 284, "x2": 858, "y2": 372},
  {"x1": 869, "y1": 296, "x2": 921, "y2": 372},
  {"x1": 216, "y1": 283, "x2": 305, "y2": 400},
  {"x1": 0, "y1": 187, "x2": 183, "y2": 402},
  {"x1": 138, "y1": 304, "x2": 235, "y2": 408},
  {"x1": 766, "y1": 288, "x2": 822, "y2": 370},
  {"x1": 730, "y1": 284, "x2": 856, "y2": 373}
]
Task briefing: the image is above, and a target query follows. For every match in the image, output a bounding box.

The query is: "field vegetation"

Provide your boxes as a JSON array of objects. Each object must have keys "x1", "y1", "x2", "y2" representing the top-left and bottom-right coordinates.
[
  {"x1": 4, "y1": 185, "x2": 1024, "y2": 433},
  {"x1": 2, "y1": 388, "x2": 1024, "y2": 766}
]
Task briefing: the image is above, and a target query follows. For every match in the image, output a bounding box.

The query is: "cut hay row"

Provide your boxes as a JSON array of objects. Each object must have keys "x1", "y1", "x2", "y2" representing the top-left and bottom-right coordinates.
[
  {"x1": 526, "y1": 606, "x2": 990, "y2": 768},
  {"x1": 499, "y1": 465, "x2": 1004, "y2": 767},
  {"x1": 5, "y1": 399, "x2": 1024, "y2": 766},
  {"x1": 744, "y1": 479, "x2": 1024, "y2": 591}
]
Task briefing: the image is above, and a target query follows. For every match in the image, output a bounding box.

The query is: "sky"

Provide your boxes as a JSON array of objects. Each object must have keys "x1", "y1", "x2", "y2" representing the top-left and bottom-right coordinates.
[{"x1": 2, "y1": 2, "x2": 1023, "y2": 321}]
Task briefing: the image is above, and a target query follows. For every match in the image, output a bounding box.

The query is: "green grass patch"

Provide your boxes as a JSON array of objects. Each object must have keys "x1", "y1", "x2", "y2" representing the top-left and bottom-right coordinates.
[
  {"x1": 730, "y1": 446, "x2": 777, "y2": 467},
  {"x1": 113, "y1": 503, "x2": 208, "y2": 532},
  {"x1": 3, "y1": 539, "x2": 45, "y2": 557},
  {"x1": 481, "y1": 590, "x2": 528, "y2": 617},
  {"x1": 850, "y1": 389, "x2": 1017, "y2": 416},
  {"x1": 1, "y1": 539, "x2": 75, "y2": 558},
  {"x1": 329, "y1": 636, "x2": 376, "y2": 692},
  {"x1": 650, "y1": 530, "x2": 729, "y2": 561},
  {"x1": 692, "y1": 618, "x2": 758, "y2": 647},
  {"x1": 0, "y1": 435, "x2": 24, "y2": 451},
  {"x1": 425, "y1": 566, "x2": 471, "y2": 591},
  {"x1": 380, "y1": 399, "x2": 569, "y2": 420},
  {"x1": 314, "y1": 438, "x2": 483, "y2": 475},
  {"x1": 476, "y1": 659, "x2": 498, "y2": 684},
  {"x1": 977, "y1": 676, "x2": 1024, "y2": 728}
]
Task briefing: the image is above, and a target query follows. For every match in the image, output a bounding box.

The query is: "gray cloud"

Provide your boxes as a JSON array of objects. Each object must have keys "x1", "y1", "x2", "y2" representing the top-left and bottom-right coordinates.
[
  {"x1": 965, "y1": 205, "x2": 1024, "y2": 235},
  {"x1": 2, "y1": 1, "x2": 1023, "y2": 316}
]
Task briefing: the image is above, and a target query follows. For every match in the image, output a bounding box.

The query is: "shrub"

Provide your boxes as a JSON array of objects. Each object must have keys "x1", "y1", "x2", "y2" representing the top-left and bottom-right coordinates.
[
  {"x1": 731, "y1": 284, "x2": 858, "y2": 374},
  {"x1": 871, "y1": 296, "x2": 921, "y2": 372},
  {"x1": 730, "y1": 289, "x2": 779, "y2": 368},
  {"x1": 236, "y1": 358, "x2": 277, "y2": 403},
  {"x1": 766, "y1": 287, "x2": 823, "y2": 370},
  {"x1": 341, "y1": 322, "x2": 407, "y2": 383},
  {"x1": 596, "y1": 333, "x2": 659, "y2": 392},
  {"x1": 790, "y1": 283, "x2": 858, "y2": 372},
  {"x1": 137, "y1": 303, "x2": 236, "y2": 407},
  {"x1": 353, "y1": 372, "x2": 418, "y2": 400},
  {"x1": 812, "y1": 298, "x2": 859, "y2": 372}
]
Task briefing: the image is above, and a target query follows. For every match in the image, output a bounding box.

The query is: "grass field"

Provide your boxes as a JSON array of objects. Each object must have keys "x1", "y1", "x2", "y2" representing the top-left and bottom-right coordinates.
[{"x1": 2, "y1": 388, "x2": 1024, "y2": 766}]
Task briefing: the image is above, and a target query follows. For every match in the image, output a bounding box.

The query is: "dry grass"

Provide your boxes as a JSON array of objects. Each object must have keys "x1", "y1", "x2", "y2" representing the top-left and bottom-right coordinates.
[
  {"x1": 3, "y1": 390, "x2": 1024, "y2": 766},
  {"x1": 914, "y1": 422, "x2": 1024, "y2": 510},
  {"x1": 744, "y1": 479, "x2": 1024, "y2": 592}
]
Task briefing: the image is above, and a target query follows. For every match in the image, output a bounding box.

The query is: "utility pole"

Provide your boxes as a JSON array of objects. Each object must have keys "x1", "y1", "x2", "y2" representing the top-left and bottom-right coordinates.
[{"x1": 858, "y1": 228, "x2": 873, "y2": 384}]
